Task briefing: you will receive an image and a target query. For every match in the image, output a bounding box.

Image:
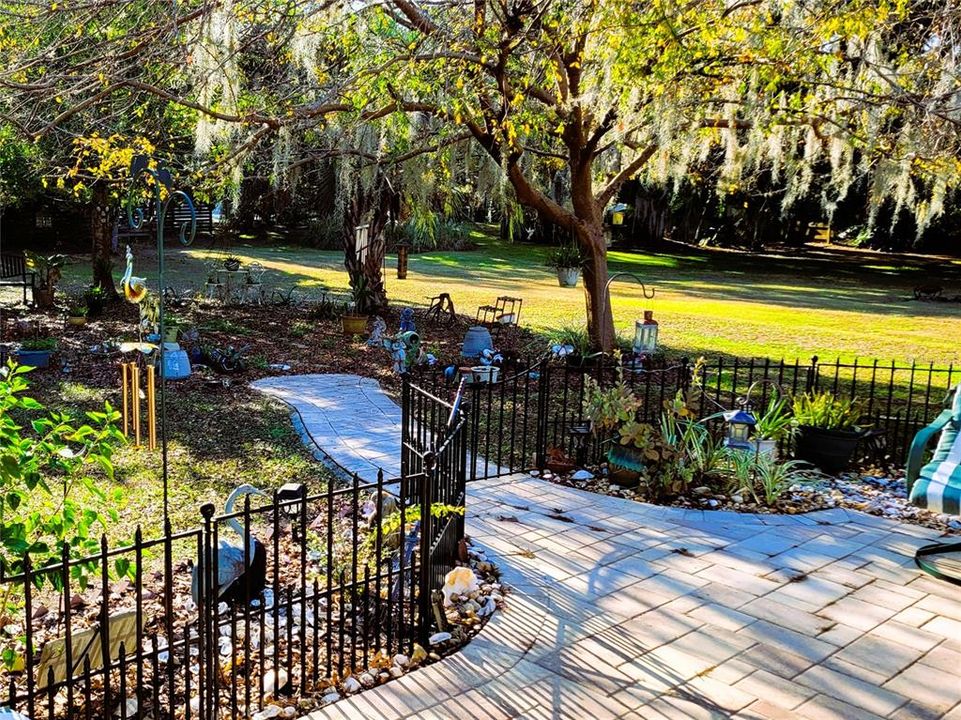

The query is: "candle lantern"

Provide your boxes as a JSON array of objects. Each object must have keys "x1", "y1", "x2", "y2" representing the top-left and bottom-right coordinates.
[
  {"x1": 633, "y1": 310, "x2": 659, "y2": 355},
  {"x1": 723, "y1": 409, "x2": 757, "y2": 451}
]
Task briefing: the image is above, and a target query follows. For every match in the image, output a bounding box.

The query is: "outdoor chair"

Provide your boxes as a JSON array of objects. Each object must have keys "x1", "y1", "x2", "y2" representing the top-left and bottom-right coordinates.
[
  {"x1": 906, "y1": 383, "x2": 961, "y2": 584},
  {"x1": 241, "y1": 262, "x2": 266, "y2": 305}
]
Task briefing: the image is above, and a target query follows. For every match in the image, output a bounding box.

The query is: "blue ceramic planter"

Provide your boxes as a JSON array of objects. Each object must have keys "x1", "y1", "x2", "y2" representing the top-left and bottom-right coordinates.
[{"x1": 15, "y1": 350, "x2": 53, "y2": 368}]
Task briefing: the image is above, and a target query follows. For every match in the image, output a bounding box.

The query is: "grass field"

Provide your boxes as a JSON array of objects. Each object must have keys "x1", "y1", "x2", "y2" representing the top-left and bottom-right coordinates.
[{"x1": 58, "y1": 226, "x2": 961, "y2": 366}]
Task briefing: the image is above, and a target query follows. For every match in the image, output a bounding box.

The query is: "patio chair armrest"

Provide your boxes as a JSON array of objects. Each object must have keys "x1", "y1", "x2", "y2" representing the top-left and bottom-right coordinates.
[{"x1": 906, "y1": 409, "x2": 954, "y2": 493}]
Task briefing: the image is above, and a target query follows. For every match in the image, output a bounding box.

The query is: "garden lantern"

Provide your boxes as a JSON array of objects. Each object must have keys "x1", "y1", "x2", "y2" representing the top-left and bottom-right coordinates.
[
  {"x1": 278, "y1": 482, "x2": 306, "y2": 539},
  {"x1": 568, "y1": 421, "x2": 593, "y2": 467},
  {"x1": 633, "y1": 310, "x2": 659, "y2": 355},
  {"x1": 723, "y1": 409, "x2": 756, "y2": 451}
]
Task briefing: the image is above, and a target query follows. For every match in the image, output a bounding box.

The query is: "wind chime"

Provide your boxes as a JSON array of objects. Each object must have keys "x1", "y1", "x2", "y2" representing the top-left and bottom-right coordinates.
[
  {"x1": 120, "y1": 361, "x2": 157, "y2": 449},
  {"x1": 124, "y1": 156, "x2": 197, "y2": 525}
]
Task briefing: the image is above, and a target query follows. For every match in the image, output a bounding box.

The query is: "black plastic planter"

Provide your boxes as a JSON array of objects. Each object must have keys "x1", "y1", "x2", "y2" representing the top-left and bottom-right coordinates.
[{"x1": 795, "y1": 425, "x2": 862, "y2": 473}]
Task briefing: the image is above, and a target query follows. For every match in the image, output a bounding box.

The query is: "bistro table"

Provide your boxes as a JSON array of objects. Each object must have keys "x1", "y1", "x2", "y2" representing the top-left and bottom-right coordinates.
[{"x1": 214, "y1": 268, "x2": 250, "y2": 305}]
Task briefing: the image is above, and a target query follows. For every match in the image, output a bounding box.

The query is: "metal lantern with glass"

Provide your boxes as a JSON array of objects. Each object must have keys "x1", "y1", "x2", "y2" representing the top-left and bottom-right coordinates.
[
  {"x1": 722, "y1": 408, "x2": 757, "y2": 451},
  {"x1": 633, "y1": 310, "x2": 659, "y2": 356}
]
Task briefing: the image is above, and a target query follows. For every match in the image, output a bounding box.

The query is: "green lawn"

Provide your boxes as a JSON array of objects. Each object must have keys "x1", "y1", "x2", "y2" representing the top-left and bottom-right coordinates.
[{"x1": 62, "y1": 226, "x2": 961, "y2": 366}]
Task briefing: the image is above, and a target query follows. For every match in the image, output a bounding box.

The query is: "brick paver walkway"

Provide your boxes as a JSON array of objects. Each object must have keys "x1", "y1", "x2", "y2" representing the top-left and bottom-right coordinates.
[{"x1": 261, "y1": 376, "x2": 961, "y2": 719}]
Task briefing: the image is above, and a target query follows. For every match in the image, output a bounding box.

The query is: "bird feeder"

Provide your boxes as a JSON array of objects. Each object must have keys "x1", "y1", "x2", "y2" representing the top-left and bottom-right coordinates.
[
  {"x1": 722, "y1": 409, "x2": 757, "y2": 451},
  {"x1": 633, "y1": 310, "x2": 659, "y2": 356},
  {"x1": 610, "y1": 203, "x2": 630, "y2": 226},
  {"x1": 396, "y1": 242, "x2": 410, "y2": 280}
]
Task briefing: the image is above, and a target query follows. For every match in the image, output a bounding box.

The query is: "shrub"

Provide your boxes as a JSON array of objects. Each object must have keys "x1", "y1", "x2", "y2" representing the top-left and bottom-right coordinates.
[
  {"x1": 0, "y1": 363, "x2": 126, "y2": 583},
  {"x1": 792, "y1": 391, "x2": 861, "y2": 431},
  {"x1": 19, "y1": 338, "x2": 57, "y2": 352}
]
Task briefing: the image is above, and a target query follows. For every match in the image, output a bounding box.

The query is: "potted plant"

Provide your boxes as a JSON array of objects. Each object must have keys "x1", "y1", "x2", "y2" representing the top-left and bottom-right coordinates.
[
  {"x1": 342, "y1": 276, "x2": 372, "y2": 335},
  {"x1": 224, "y1": 256, "x2": 241, "y2": 272},
  {"x1": 544, "y1": 244, "x2": 583, "y2": 287},
  {"x1": 24, "y1": 252, "x2": 66, "y2": 309},
  {"x1": 66, "y1": 300, "x2": 88, "y2": 326},
  {"x1": 163, "y1": 316, "x2": 181, "y2": 344},
  {"x1": 15, "y1": 338, "x2": 58, "y2": 368},
  {"x1": 792, "y1": 391, "x2": 863, "y2": 472},
  {"x1": 84, "y1": 285, "x2": 108, "y2": 317},
  {"x1": 752, "y1": 394, "x2": 795, "y2": 458}
]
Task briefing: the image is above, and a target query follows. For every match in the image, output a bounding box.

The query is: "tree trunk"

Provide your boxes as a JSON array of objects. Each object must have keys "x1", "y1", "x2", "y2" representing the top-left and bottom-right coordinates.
[
  {"x1": 90, "y1": 183, "x2": 118, "y2": 297},
  {"x1": 575, "y1": 220, "x2": 615, "y2": 352},
  {"x1": 343, "y1": 176, "x2": 390, "y2": 313}
]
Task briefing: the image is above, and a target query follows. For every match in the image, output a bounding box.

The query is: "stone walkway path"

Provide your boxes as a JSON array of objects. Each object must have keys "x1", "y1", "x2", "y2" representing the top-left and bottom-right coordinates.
[
  {"x1": 254, "y1": 374, "x2": 403, "y2": 481},
  {"x1": 261, "y1": 375, "x2": 961, "y2": 720}
]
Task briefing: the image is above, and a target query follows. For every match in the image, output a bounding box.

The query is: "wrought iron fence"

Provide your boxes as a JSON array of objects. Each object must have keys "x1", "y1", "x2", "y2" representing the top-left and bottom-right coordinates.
[
  {"x1": 410, "y1": 354, "x2": 959, "y2": 474},
  {"x1": 1, "y1": 382, "x2": 466, "y2": 719}
]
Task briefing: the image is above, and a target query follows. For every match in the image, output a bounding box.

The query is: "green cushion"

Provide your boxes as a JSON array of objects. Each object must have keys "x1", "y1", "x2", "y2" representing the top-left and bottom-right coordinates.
[{"x1": 910, "y1": 388, "x2": 961, "y2": 514}]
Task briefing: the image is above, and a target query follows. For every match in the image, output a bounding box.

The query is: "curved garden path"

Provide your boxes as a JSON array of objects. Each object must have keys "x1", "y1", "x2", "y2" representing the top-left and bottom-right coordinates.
[{"x1": 255, "y1": 375, "x2": 961, "y2": 720}]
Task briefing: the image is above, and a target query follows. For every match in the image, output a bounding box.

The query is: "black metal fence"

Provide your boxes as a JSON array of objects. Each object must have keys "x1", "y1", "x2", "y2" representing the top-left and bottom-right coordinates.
[
  {"x1": 411, "y1": 354, "x2": 960, "y2": 474},
  {"x1": 1, "y1": 381, "x2": 466, "y2": 719}
]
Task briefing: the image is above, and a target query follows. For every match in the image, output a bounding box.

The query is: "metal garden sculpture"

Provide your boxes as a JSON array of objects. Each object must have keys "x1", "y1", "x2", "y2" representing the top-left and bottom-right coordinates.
[{"x1": 125, "y1": 155, "x2": 197, "y2": 525}]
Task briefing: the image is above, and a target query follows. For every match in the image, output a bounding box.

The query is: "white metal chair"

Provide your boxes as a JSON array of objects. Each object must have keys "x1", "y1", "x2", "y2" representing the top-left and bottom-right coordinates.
[{"x1": 240, "y1": 263, "x2": 266, "y2": 305}]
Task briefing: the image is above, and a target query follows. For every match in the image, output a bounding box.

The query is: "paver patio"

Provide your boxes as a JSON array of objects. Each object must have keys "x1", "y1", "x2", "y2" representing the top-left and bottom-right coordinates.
[{"x1": 259, "y1": 375, "x2": 961, "y2": 719}]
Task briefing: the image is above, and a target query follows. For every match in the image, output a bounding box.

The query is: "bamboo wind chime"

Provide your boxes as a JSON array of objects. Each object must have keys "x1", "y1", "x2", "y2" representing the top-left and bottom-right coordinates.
[{"x1": 121, "y1": 362, "x2": 157, "y2": 449}]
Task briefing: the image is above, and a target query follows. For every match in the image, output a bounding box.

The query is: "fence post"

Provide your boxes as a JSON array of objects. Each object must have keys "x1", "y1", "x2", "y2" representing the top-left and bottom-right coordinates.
[
  {"x1": 535, "y1": 358, "x2": 550, "y2": 471},
  {"x1": 199, "y1": 502, "x2": 216, "y2": 720},
  {"x1": 401, "y1": 374, "x2": 411, "y2": 478},
  {"x1": 418, "y1": 451, "x2": 436, "y2": 646},
  {"x1": 805, "y1": 355, "x2": 819, "y2": 392}
]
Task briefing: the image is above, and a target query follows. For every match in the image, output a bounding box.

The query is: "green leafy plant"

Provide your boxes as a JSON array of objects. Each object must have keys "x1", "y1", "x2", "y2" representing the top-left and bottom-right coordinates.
[
  {"x1": 547, "y1": 324, "x2": 592, "y2": 356},
  {"x1": 754, "y1": 394, "x2": 795, "y2": 442},
  {"x1": 792, "y1": 391, "x2": 861, "y2": 431},
  {"x1": 750, "y1": 456, "x2": 811, "y2": 506},
  {"x1": 348, "y1": 274, "x2": 374, "y2": 315},
  {"x1": 307, "y1": 293, "x2": 340, "y2": 321},
  {"x1": 290, "y1": 320, "x2": 313, "y2": 338},
  {"x1": 19, "y1": 338, "x2": 57, "y2": 352},
  {"x1": 0, "y1": 363, "x2": 127, "y2": 583},
  {"x1": 583, "y1": 372, "x2": 640, "y2": 432},
  {"x1": 544, "y1": 243, "x2": 583, "y2": 270},
  {"x1": 84, "y1": 285, "x2": 107, "y2": 316},
  {"x1": 23, "y1": 251, "x2": 66, "y2": 291},
  {"x1": 67, "y1": 299, "x2": 88, "y2": 317}
]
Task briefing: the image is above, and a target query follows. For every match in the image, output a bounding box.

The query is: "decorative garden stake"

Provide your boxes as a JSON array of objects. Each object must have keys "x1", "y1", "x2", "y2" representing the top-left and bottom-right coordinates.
[
  {"x1": 368, "y1": 316, "x2": 387, "y2": 346},
  {"x1": 723, "y1": 408, "x2": 757, "y2": 451},
  {"x1": 126, "y1": 155, "x2": 197, "y2": 526},
  {"x1": 604, "y1": 272, "x2": 657, "y2": 356}
]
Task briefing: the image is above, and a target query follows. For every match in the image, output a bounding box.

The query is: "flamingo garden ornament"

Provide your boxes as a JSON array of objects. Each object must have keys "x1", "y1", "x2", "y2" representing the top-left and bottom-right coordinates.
[
  {"x1": 121, "y1": 245, "x2": 149, "y2": 304},
  {"x1": 191, "y1": 484, "x2": 269, "y2": 606}
]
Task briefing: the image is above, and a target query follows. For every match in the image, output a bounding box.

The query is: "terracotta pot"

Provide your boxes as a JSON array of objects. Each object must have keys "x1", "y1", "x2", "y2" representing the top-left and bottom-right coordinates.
[{"x1": 342, "y1": 314, "x2": 368, "y2": 335}]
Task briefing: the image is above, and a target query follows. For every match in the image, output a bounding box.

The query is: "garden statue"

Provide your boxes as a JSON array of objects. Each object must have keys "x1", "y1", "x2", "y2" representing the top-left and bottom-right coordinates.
[
  {"x1": 478, "y1": 347, "x2": 503, "y2": 366},
  {"x1": 191, "y1": 484, "x2": 268, "y2": 605},
  {"x1": 399, "y1": 307, "x2": 416, "y2": 333},
  {"x1": 368, "y1": 316, "x2": 387, "y2": 347},
  {"x1": 383, "y1": 330, "x2": 424, "y2": 374},
  {"x1": 121, "y1": 245, "x2": 160, "y2": 339}
]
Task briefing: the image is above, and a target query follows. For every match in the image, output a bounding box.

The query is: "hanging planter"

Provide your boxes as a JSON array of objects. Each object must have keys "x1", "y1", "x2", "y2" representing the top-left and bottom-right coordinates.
[
  {"x1": 544, "y1": 244, "x2": 583, "y2": 288},
  {"x1": 556, "y1": 268, "x2": 580, "y2": 287}
]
